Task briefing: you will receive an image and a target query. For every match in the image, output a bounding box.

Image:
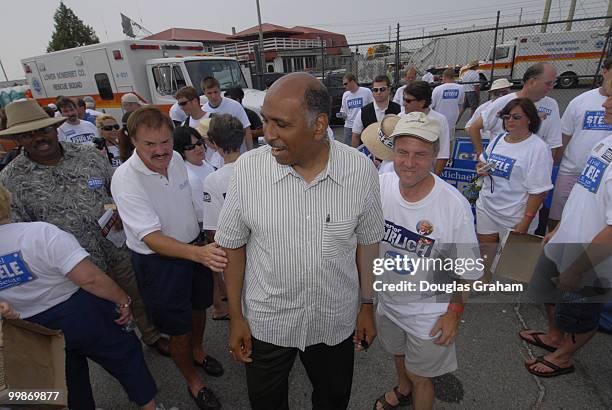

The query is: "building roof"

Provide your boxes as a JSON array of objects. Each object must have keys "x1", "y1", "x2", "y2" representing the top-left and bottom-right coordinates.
[
  {"x1": 290, "y1": 26, "x2": 340, "y2": 35},
  {"x1": 145, "y1": 28, "x2": 232, "y2": 43},
  {"x1": 229, "y1": 23, "x2": 304, "y2": 39}
]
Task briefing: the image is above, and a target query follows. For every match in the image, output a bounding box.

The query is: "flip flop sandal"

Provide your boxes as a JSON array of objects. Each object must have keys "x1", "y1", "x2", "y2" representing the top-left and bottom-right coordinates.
[
  {"x1": 525, "y1": 355, "x2": 575, "y2": 378},
  {"x1": 519, "y1": 331, "x2": 557, "y2": 352},
  {"x1": 372, "y1": 386, "x2": 412, "y2": 410}
]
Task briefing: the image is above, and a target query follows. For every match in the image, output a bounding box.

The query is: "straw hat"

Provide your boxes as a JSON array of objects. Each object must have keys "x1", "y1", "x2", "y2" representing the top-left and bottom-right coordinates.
[
  {"x1": 194, "y1": 118, "x2": 212, "y2": 138},
  {"x1": 0, "y1": 99, "x2": 65, "y2": 138},
  {"x1": 490, "y1": 78, "x2": 513, "y2": 91},
  {"x1": 467, "y1": 60, "x2": 480, "y2": 69},
  {"x1": 361, "y1": 114, "x2": 401, "y2": 161}
]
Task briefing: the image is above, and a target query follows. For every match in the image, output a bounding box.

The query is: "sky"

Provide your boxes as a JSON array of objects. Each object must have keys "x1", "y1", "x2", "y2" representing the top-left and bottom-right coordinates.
[{"x1": 0, "y1": 0, "x2": 608, "y2": 81}]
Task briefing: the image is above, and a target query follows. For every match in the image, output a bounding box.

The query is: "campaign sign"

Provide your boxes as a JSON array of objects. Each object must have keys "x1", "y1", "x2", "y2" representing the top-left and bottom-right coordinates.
[
  {"x1": 87, "y1": 178, "x2": 104, "y2": 189},
  {"x1": 383, "y1": 220, "x2": 435, "y2": 257},
  {"x1": 0, "y1": 252, "x2": 36, "y2": 291},
  {"x1": 578, "y1": 156, "x2": 609, "y2": 193},
  {"x1": 583, "y1": 111, "x2": 612, "y2": 131},
  {"x1": 347, "y1": 97, "x2": 363, "y2": 109},
  {"x1": 442, "y1": 89, "x2": 460, "y2": 99},
  {"x1": 488, "y1": 153, "x2": 516, "y2": 180}
]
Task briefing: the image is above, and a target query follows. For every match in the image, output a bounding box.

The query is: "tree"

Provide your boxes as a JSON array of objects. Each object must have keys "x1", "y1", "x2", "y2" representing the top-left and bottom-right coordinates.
[
  {"x1": 374, "y1": 44, "x2": 391, "y2": 56},
  {"x1": 47, "y1": 2, "x2": 99, "y2": 52}
]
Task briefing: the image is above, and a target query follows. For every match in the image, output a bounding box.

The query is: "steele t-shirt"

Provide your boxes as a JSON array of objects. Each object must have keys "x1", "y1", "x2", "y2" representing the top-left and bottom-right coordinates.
[
  {"x1": 431, "y1": 83, "x2": 465, "y2": 130},
  {"x1": 0, "y1": 222, "x2": 87, "y2": 318},
  {"x1": 202, "y1": 162, "x2": 237, "y2": 231},
  {"x1": 340, "y1": 87, "x2": 374, "y2": 128},
  {"x1": 559, "y1": 88, "x2": 612, "y2": 175}
]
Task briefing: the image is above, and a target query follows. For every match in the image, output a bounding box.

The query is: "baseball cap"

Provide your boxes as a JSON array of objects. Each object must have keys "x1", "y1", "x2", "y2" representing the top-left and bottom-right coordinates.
[{"x1": 390, "y1": 112, "x2": 441, "y2": 144}]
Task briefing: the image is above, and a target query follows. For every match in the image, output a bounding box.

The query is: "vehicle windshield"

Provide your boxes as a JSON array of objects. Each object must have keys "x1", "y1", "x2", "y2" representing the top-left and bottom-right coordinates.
[{"x1": 185, "y1": 60, "x2": 247, "y2": 94}]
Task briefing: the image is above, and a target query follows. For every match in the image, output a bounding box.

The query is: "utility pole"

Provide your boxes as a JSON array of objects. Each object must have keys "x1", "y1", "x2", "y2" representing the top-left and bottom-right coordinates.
[
  {"x1": 394, "y1": 23, "x2": 400, "y2": 88},
  {"x1": 541, "y1": 0, "x2": 552, "y2": 33},
  {"x1": 519, "y1": 8, "x2": 523, "y2": 23},
  {"x1": 0, "y1": 58, "x2": 8, "y2": 82},
  {"x1": 255, "y1": 0, "x2": 265, "y2": 84},
  {"x1": 566, "y1": 0, "x2": 577, "y2": 31},
  {"x1": 608, "y1": 0, "x2": 612, "y2": 27}
]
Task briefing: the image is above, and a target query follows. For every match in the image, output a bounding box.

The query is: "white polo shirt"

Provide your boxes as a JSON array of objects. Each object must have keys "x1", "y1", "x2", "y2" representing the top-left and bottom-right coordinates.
[{"x1": 111, "y1": 150, "x2": 200, "y2": 254}]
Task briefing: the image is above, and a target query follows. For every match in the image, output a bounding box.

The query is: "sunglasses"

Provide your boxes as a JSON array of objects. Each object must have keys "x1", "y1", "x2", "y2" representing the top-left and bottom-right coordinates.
[
  {"x1": 178, "y1": 98, "x2": 195, "y2": 107},
  {"x1": 372, "y1": 87, "x2": 388, "y2": 93},
  {"x1": 184, "y1": 139, "x2": 204, "y2": 150},
  {"x1": 101, "y1": 124, "x2": 120, "y2": 131},
  {"x1": 342, "y1": 82, "x2": 349, "y2": 86},
  {"x1": 491, "y1": 90, "x2": 510, "y2": 97},
  {"x1": 13, "y1": 125, "x2": 56, "y2": 140},
  {"x1": 403, "y1": 97, "x2": 417, "y2": 104},
  {"x1": 500, "y1": 114, "x2": 524, "y2": 120}
]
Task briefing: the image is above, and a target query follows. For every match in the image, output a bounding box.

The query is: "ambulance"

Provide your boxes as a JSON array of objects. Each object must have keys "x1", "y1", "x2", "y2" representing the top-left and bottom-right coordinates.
[
  {"x1": 21, "y1": 39, "x2": 266, "y2": 119},
  {"x1": 478, "y1": 29, "x2": 607, "y2": 88}
]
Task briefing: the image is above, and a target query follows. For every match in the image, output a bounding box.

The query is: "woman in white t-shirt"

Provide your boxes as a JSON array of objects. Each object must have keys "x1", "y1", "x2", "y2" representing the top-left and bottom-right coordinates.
[
  {"x1": 0, "y1": 185, "x2": 159, "y2": 410},
  {"x1": 95, "y1": 114, "x2": 123, "y2": 168},
  {"x1": 173, "y1": 126, "x2": 216, "y2": 224},
  {"x1": 475, "y1": 98, "x2": 553, "y2": 273}
]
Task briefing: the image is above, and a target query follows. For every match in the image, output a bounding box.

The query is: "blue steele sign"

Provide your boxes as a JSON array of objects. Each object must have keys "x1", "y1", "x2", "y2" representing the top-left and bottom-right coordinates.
[
  {"x1": 582, "y1": 111, "x2": 612, "y2": 131},
  {"x1": 442, "y1": 89, "x2": 460, "y2": 99},
  {"x1": 346, "y1": 97, "x2": 364, "y2": 109},
  {"x1": 0, "y1": 252, "x2": 36, "y2": 291},
  {"x1": 578, "y1": 156, "x2": 609, "y2": 194}
]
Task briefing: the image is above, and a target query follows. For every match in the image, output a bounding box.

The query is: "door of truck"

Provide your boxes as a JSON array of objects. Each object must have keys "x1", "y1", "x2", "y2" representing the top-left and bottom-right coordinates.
[
  {"x1": 147, "y1": 63, "x2": 188, "y2": 106},
  {"x1": 82, "y1": 48, "x2": 118, "y2": 102}
]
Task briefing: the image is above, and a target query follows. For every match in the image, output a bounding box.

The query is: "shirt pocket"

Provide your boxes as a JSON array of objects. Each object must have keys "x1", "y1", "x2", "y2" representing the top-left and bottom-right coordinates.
[{"x1": 322, "y1": 219, "x2": 356, "y2": 260}]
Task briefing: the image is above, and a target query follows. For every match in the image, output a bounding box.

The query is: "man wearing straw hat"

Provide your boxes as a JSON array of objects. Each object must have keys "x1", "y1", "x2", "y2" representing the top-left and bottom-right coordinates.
[{"x1": 0, "y1": 99, "x2": 170, "y2": 357}]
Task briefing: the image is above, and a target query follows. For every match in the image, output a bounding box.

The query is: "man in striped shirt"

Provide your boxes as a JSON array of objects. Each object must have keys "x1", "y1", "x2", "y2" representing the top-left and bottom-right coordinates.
[{"x1": 216, "y1": 72, "x2": 385, "y2": 410}]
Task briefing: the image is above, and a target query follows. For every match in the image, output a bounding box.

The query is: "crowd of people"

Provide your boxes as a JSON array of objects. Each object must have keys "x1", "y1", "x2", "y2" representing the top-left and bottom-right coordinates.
[{"x1": 0, "y1": 56, "x2": 610, "y2": 410}]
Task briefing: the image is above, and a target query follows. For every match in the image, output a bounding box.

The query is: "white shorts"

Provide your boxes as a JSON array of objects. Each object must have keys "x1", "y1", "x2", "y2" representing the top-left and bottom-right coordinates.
[
  {"x1": 375, "y1": 311, "x2": 457, "y2": 378},
  {"x1": 475, "y1": 206, "x2": 539, "y2": 236}
]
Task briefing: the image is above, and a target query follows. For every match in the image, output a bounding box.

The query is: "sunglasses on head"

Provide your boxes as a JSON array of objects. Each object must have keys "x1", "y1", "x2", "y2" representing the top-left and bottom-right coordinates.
[
  {"x1": 184, "y1": 139, "x2": 204, "y2": 150},
  {"x1": 13, "y1": 125, "x2": 56, "y2": 140},
  {"x1": 372, "y1": 86, "x2": 388, "y2": 93},
  {"x1": 500, "y1": 114, "x2": 524, "y2": 121},
  {"x1": 178, "y1": 98, "x2": 195, "y2": 107},
  {"x1": 101, "y1": 124, "x2": 120, "y2": 131}
]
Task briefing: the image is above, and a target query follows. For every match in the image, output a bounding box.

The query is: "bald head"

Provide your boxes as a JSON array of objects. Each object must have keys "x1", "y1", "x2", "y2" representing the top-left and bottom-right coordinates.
[{"x1": 267, "y1": 72, "x2": 330, "y2": 126}]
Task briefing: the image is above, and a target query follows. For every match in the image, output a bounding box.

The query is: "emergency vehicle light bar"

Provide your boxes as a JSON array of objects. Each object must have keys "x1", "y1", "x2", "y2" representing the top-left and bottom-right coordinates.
[{"x1": 130, "y1": 44, "x2": 161, "y2": 50}]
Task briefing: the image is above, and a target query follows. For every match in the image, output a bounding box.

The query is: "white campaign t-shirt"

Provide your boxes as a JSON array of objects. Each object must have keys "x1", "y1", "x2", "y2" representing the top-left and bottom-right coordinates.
[
  {"x1": 461, "y1": 70, "x2": 480, "y2": 93},
  {"x1": 202, "y1": 162, "x2": 237, "y2": 231},
  {"x1": 545, "y1": 135, "x2": 612, "y2": 276},
  {"x1": 476, "y1": 133, "x2": 554, "y2": 228},
  {"x1": 378, "y1": 160, "x2": 394, "y2": 175},
  {"x1": 481, "y1": 92, "x2": 563, "y2": 149},
  {"x1": 170, "y1": 102, "x2": 188, "y2": 123},
  {"x1": 57, "y1": 120, "x2": 97, "y2": 145},
  {"x1": 185, "y1": 160, "x2": 216, "y2": 223},
  {"x1": 111, "y1": 150, "x2": 200, "y2": 254},
  {"x1": 340, "y1": 87, "x2": 374, "y2": 128},
  {"x1": 559, "y1": 88, "x2": 612, "y2": 176},
  {"x1": 377, "y1": 173, "x2": 482, "y2": 339},
  {"x1": 106, "y1": 144, "x2": 122, "y2": 169},
  {"x1": 393, "y1": 85, "x2": 407, "y2": 108},
  {"x1": 431, "y1": 83, "x2": 465, "y2": 130},
  {"x1": 0, "y1": 222, "x2": 87, "y2": 318},
  {"x1": 351, "y1": 101, "x2": 389, "y2": 134},
  {"x1": 203, "y1": 97, "x2": 251, "y2": 128},
  {"x1": 187, "y1": 111, "x2": 210, "y2": 128},
  {"x1": 466, "y1": 100, "x2": 493, "y2": 141}
]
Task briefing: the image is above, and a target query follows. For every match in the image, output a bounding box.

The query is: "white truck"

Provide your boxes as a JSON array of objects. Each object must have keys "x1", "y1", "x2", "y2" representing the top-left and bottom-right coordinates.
[
  {"x1": 478, "y1": 29, "x2": 607, "y2": 88},
  {"x1": 21, "y1": 39, "x2": 265, "y2": 119}
]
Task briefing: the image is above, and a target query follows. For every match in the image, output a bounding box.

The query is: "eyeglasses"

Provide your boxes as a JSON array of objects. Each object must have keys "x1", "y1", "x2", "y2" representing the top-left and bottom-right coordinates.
[
  {"x1": 178, "y1": 98, "x2": 194, "y2": 107},
  {"x1": 184, "y1": 139, "x2": 204, "y2": 150},
  {"x1": 101, "y1": 124, "x2": 120, "y2": 131},
  {"x1": 500, "y1": 114, "x2": 524, "y2": 120},
  {"x1": 12, "y1": 126, "x2": 56, "y2": 141},
  {"x1": 342, "y1": 82, "x2": 349, "y2": 86},
  {"x1": 372, "y1": 87, "x2": 388, "y2": 93},
  {"x1": 403, "y1": 97, "x2": 418, "y2": 104}
]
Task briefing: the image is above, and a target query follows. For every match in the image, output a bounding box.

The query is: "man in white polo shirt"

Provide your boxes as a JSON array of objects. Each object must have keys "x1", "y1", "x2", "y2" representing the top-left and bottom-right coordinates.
[
  {"x1": 111, "y1": 107, "x2": 228, "y2": 410},
  {"x1": 201, "y1": 76, "x2": 253, "y2": 151}
]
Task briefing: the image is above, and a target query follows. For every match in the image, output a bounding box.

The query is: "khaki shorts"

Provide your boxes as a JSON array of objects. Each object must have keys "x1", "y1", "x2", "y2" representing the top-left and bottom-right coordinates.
[
  {"x1": 376, "y1": 311, "x2": 457, "y2": 378},
  {"x1": 549, "y1": 173, "x2": 579, "y2": 221}
]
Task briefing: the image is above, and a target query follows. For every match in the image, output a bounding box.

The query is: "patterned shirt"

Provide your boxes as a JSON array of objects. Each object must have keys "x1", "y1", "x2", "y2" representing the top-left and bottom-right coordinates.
[
  {"x1": 0, "y1": 143, "x2": 128, "y2": 272},
  {"x1": 215, "y1": 141, "x2": 385, "y2": 349}
]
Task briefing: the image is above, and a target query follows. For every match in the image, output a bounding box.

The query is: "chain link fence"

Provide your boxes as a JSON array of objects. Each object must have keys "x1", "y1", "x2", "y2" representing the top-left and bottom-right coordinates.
[{"x1": 250, "y1": 15, "x2": 611, "y2": 126}]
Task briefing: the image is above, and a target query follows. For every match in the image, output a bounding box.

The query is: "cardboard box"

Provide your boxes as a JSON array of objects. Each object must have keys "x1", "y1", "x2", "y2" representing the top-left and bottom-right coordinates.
[
  {"x1": 1, "y1": 319, "x2": 67, "y2": 408},
  {"x1": 491, "y1": 231, "x2": 544, "y2": 283}
]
